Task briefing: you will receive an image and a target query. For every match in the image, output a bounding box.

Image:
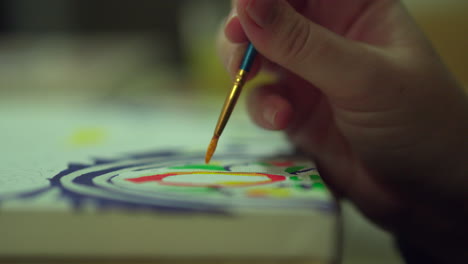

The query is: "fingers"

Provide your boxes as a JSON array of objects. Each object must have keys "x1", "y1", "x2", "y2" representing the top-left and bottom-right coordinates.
[
  {"x1": 246, "y1": 74, "x2": 323, "y2": 132},
  {"x1": 217, "y1": 9, "x2": 261, "y2": 80},
  {"x1": 224, "y1": 7, "x2": 248, "y2": 43},
  {"x1": 236, "y1": 0, "x2": 383, "y2": 100},
  {"x1": 246, "y1": 83, "x2": 293, "y2": 130}
]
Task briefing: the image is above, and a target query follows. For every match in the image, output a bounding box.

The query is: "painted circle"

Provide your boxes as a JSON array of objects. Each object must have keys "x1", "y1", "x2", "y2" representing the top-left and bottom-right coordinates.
[{"x1": 125, "y1": 171, "x2": 286, "y2": 188}]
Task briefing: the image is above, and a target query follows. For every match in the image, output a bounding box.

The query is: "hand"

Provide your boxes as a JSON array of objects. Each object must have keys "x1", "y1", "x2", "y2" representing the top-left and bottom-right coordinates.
[{"x1": 218, "y1": 0, "x2": 468, "y2": 261}]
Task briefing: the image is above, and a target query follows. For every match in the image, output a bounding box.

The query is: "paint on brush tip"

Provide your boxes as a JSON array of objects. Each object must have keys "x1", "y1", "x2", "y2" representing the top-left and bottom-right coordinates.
[{"x1": 205, "y1": 136, "x2": 219, "y2": 164}]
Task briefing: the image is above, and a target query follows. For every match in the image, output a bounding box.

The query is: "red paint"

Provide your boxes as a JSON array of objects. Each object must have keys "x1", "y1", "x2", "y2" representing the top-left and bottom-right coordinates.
[
  {"x1": 126, "y1": 172, "x2": 179, "y2": 183},
  {"x1": 269, "y1": 161, "x2": 294, "y2": 167},
  {"x1": 125, "y1": 172, "x2": 286, "y2": 188}
]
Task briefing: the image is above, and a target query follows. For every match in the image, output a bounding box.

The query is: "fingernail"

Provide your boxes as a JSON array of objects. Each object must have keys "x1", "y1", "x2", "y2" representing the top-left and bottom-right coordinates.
[
  {"x1": 225, "y1": 6, "x2": 238, "y2": 27},
  {"x1": 263, "y1": 106, "x2": 278, "y2": 127},
  {"x1": 229, "y1": 6, "x2": 238, "y2": 20},
  {"x1": 246, "y1": 0, "x2": 278, "y2": 28}
]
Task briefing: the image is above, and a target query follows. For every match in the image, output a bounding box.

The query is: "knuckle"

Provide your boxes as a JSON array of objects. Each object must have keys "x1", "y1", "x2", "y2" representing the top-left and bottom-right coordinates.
[{"x1": 280, "y1": 19, "x2": 313, "y2": 65}]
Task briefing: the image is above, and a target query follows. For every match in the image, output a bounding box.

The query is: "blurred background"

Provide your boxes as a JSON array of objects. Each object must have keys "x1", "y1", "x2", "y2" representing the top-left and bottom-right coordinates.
[
  {"x1": 0, "y1": 1, "x2": 466, "y2": 263},
  {"x1": 0, "y1": 0, "x2": 232, "y2": 104},
  {"x1": 0, "y1": 0, "x2": 466, "y2": 104}
]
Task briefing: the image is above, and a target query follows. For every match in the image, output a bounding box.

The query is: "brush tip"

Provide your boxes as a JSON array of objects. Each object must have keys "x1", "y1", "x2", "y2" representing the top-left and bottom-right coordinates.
[{"x1": 205, "y1": 136, "x2": 219, "y2": 164}]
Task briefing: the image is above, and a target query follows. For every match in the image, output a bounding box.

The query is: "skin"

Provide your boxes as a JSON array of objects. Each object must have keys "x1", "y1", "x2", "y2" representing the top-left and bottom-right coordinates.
[{"x1": 217, "y1": 0, "x2": 468, "y2": 262}]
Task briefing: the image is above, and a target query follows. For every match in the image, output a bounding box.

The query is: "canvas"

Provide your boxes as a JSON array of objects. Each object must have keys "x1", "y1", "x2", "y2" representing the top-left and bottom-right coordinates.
[{"x1": 0, "y1": 100, "x2": 339, "y2": 261}]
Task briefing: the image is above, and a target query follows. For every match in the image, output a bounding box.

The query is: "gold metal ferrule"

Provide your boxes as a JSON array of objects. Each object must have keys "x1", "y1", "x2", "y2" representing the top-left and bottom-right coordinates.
[{"x1": 213, "y1": 69, "x2": 248, "y2": 138}]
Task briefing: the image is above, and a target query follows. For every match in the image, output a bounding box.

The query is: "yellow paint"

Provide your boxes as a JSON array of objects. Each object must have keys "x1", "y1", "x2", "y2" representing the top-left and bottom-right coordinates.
[
  {"x1": 268, "y1": 188, "x2": 291, "y2": 198},
  {"x1": 246, "y1": 189, "x2": 268, "y2": 197},
  {"x1": 246, "y1": 188, "x2": 291, "y2": 198},
  {"x1": 69, "y1": 127, "x2": 107, "y2": 147}
]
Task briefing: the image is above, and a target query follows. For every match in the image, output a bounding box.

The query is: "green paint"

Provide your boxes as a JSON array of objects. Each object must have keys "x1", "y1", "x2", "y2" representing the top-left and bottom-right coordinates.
[
  {"x1": 285, "y1": 166, "x2": 305, "y2": 174},
  {"x1": 168, "y1": 164, "x2": 227, "y2": 171},
  {"x1": 291, "y1": 175, "x2": 324, "y2": 183},
  {"x1": 309, "y1": 174, "x2": 321, "y2": 180},
  {"x1": 312, "y1": 182, "x2": 325, "y2": 190},
  {"x1": 290, "y1": 176, "x2": 300, "y2": 181}
]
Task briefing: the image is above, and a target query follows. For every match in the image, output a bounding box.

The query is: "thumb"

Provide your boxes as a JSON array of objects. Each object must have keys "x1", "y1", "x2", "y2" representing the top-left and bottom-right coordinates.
[{"x1": 237, "y1": 0, "x2": 382, "y2": 99}]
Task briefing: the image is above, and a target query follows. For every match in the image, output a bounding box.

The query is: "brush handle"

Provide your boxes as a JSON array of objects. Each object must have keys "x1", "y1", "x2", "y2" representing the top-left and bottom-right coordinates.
[
  {"x1": 240, "y1": 43, "x2": 258, "y2": 72},
  {"x1": 206, "y1": 43, "x2": 258, "y2": 162},
  {"x1": 211, "y1": 43, "x2": 257, "y2": 138}
]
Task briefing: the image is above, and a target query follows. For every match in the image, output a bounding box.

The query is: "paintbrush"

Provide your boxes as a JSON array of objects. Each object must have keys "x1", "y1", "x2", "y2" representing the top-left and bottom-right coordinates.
[{"x1": 205, "y1": 43, "x2": 257, "y2": 164}]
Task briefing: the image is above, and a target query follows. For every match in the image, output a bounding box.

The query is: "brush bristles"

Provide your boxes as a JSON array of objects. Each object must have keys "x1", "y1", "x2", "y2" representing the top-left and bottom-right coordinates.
[{"x1": 205, "y1": 137, "x2": 219, "y2": 164}]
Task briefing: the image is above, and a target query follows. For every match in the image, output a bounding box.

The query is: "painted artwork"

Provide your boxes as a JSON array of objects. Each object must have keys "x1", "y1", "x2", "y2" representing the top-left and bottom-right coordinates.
[
  {"x1": 0, "y1": 102, "x2": 335, "y2": 213},
  {"x1": 0, "y1": 102, "x2": 338, "y2": 260},
  {"x1": 0, "y1": 150, "x2": 332, "y2": 213}
]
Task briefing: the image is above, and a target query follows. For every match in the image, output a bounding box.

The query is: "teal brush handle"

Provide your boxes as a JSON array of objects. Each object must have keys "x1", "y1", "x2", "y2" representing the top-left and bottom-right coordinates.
[{"x1": 240, "y1": 43, "x2": 257, "y2": 72}]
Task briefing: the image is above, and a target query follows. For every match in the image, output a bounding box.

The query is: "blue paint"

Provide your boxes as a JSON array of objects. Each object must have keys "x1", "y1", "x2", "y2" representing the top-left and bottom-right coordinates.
[
  {"x1": 127, "y1": 150, "x2": 179, "y2": 160},
  {"x1": 0, "y1": 186, "x2": 52, "y2": 201},
  {"x1": 0, "y1": 152, "x2": 255, "y2": 214},
  {"x1": 46, "y1": 154, "x2": 229, "y2": 213},
  {"x1": 0, "y1": 151, "x2": 335, "y2": 214},
  {"x1": 290, "y1": 167, "x2": 316, "y2": 175}
]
